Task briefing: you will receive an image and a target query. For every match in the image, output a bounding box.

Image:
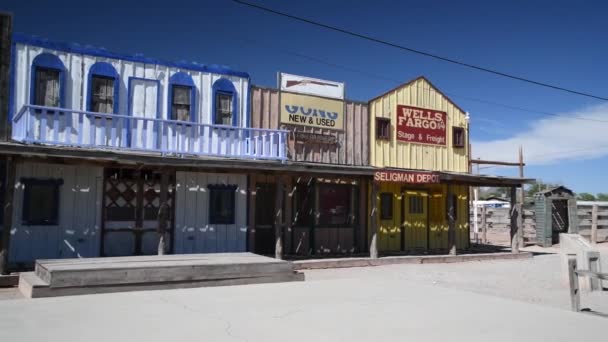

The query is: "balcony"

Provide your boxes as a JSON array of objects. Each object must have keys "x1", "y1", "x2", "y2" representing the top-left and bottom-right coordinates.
[{"x1": 12, "y1": 105, "x2": 288, "y2": 161}]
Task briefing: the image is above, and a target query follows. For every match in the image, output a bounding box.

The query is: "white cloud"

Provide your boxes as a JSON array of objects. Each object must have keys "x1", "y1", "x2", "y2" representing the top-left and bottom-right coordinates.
[{"x1": 472, "y1": 103, "x2": 608, "y2": 165}]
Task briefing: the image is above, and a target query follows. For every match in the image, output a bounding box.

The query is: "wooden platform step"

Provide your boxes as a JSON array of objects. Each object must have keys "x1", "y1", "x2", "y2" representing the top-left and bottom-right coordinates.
[{"x1": 19, "y1": 253, "x2": 304, "y2": 298}]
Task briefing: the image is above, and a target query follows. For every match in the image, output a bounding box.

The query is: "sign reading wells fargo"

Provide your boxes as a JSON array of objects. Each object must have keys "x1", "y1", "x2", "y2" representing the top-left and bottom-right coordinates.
[
  {"x1": 396, "y1": 105, "x2": 447, "y2": 145},
  {"x1": 280, "y1": 92, "x2": 344, "y2": 130}
]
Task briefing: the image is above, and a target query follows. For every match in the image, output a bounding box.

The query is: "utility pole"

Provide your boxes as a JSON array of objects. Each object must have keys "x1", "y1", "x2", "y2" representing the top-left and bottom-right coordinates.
[{"x1": 518, "y1": 146, "x2": 525, "y2": 247}]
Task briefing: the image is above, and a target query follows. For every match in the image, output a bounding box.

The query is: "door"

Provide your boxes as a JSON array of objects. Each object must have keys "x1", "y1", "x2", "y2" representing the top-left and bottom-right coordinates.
[
  {"x1": 254, "y1": 182, "x2": 276, "y2": 255},
  {"x1": 551, "y1": 199, "x2": 569, "y2": 244},
  {"x1": 129, "y1": 78, "x2": 159, "y2": 150},
  {"x1": 102, "y1": 168, "x2": 174, "y2": 256},
  {"x1": 402, "y1": 190, "x2": 429, "y2": 250}
]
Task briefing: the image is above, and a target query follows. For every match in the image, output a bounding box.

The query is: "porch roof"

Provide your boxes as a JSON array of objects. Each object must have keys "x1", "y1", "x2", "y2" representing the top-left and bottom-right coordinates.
[{"x1": 438, "y1": 171, "x2": 535, "y2": 187}]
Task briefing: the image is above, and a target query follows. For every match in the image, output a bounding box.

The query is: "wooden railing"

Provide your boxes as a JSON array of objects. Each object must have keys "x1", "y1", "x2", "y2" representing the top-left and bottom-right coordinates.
[
  {"x1": 12, "y1": 104, "x2": 288, "y2": 161},
  {"x1": 567, "y1": 258, "x2": 607, "y2": 316}
]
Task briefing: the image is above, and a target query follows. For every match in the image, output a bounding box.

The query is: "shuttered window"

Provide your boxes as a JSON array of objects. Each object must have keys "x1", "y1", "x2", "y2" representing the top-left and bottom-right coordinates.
[
  {"x1": 171, "y1": 85, "x2": 191, "y2": 121},
  {"x1": 91, "y1": 76, "x2": 115, "y2": 113},
  {"x1": 453, "y1": 127, "x2": 465, "y2": 148},
  {"x1": 215, "y1": 93, "x2": 233, "y2": 125},
  {"x1": 34, "y1": 68, "x2": 60, "y2": 107},
  {"x1": 376, "y1": 117, "x2": 391, "y2": 140}
]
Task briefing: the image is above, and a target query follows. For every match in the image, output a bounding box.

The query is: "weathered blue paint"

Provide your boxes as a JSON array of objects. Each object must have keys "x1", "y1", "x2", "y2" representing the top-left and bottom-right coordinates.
[
  {"x1": 211, "y1": 78, "x2": 238, "y2": 127},
  {"x1": 87, "y1": 62, "x2": 120, "y2": 113},
  {"x1": 168, "y1": 72, "x2": 197, "y2": 122},
  {"x1": 29, "y1": 52, "x2": 66, "y2": 108},
  {"x1": 12, "y1": 33, "x2": 249, "y2": 78}
]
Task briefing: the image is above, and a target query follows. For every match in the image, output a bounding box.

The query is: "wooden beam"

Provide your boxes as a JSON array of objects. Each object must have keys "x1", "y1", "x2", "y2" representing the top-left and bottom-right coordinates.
[
  {"x1": 0, "y1": 156, "x2": 16, "y2": 274},
  {"x1": 447, "y1": 185, "x2": 457, "y2": 255},
  {"x1": 510, "y1": 187, "x2": 520, "y2": 254},
  {"x1": 274, "y1": 177, "x2": 284, "y2": 260},
  {"x1": 157, "y1": 170, "x2": 169, "y2": 255},
  {"x1": 568, "y1": 258, "x2": 580, "y2": 312},
  {"x1": 470, "y1": 159, "x2": 525, "y2": 167},
  {"x1": 518, "y1": 146, "x2": 525, "y2": 247},
  {"x1": 591, "y1": 204, "x2": 598, "y2": 245},
  {"x1": 481, "y1": 206, "x2": 487, "y2": 244},
  {"x1": 369, "y1": 181, "x2": 378, "y2": 259}
]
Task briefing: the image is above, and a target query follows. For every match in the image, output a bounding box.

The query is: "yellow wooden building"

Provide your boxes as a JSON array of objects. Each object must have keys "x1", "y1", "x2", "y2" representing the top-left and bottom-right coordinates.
[{"x1": 368, "y1": 76, "x2": 472, "y2": 254}]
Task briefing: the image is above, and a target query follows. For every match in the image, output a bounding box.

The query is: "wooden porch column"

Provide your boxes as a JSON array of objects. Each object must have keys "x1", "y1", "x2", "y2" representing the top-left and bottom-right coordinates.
[
  {"x1": 481, "y1": 206, "x2": 487, "y2": 244},
  {"x1": 157, "y1": 169, "x2": 169, "y2": 255},
  {"x1": 447, "y1": 184, "x2": 457, "y2": 255},
  {"x1": 510, "y1": 186, "x2": 520, "y2": 254},
  {"x1": 0, "y1": 156, "x2": 16, "y2": 275},
  {"x1": 274, "y1": 177, "x2": 284, "y2": 259},
  {"x1": 369, "y1": 181, "x2": 378, "y2": 259}
]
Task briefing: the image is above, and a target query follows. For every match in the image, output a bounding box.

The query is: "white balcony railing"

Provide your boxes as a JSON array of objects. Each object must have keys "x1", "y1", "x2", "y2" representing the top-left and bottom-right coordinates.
[{"x1": 12, "y1": 105, "x2": 288, "y2": 161}]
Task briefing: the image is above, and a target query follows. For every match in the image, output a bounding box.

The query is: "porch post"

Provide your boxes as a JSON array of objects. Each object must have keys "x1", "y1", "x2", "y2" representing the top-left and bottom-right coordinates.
[
  {"x1": 370, "y1": 180, "x2": 378, "y2": 259},
  {"x1": 447, "y1": 184, "x2": 457, "y2": 255},
  {"x1": 510, "y1": 186, "x2": 520, "y2": 254},
  {"x1": 0, "y1": 156, "x2": 16, "y2": 274},
  {"x1": 274, "y1": 177, "x2": 284, "y2": 259},
  {"x1": 157, "y1": 169, "x2": 169, "y2": 255}
]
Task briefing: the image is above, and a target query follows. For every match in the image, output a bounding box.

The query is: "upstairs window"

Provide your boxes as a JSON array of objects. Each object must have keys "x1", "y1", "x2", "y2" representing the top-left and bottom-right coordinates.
[
  {"x1": 91, "y1": 76, "x2": 115, "y2": 113},
  {"x1": 215, "y1": 92, "x2": 233, "y2": 125},
  {"x1": 34, "y1": 68, "x2": 60, "y2": 107},
  {"x1": 171, "y1": 85, "x2": 192, "y2": 121},
  {"x1": 453, "y1": 126, "x2": 465, "y2": 148},
  {"x1": 376, "y1": 117, "x2": 391, "y2": 140}
]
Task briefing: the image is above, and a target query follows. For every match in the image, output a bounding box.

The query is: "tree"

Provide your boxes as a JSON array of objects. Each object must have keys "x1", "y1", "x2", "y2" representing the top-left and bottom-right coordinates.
[
  {"x1": 596, "y1": 193, "x2": 608, "y2": 201},
  {"x1": 577, "y1": 193, "x2": 596, "y2": 201},
  {"x1": 526, "y1": 181, "x2": 561, "y2": 196}
]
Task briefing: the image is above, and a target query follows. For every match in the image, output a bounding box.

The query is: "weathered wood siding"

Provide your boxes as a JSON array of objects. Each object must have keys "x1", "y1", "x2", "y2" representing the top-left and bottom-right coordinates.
[
  {"x1": 0, "y1": 13, "x2": 11, "y2": 140},
  {"x1": 9, "y1": 162, "x2": 103, "y2": 264},
  {"x1": 369, "y1": 77, "x2": 469, "y2": 172},
  {"x1": 251, "y1": 86, "x2": 369, "y2": 166},
  {"x1": 11, "y1": 42, "x2": 249, "y2": 126},
  {"x1": 174, "y1": 172, "x2": 247, "y2": 254}
]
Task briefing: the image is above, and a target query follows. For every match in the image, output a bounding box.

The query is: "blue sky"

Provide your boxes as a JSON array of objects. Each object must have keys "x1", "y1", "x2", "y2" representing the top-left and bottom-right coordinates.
[{"x1": 3, "y1": 0, "x2": 608, "y2": 193}]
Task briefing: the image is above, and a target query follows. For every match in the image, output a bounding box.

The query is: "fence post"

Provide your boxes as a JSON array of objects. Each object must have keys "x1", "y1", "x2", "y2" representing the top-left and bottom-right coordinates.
[
  {"x1": 591, "y1": 204, "x2": 598, "y2": 245},
  {"x1": 481, "y1": 206, "x2": 487, "y2": 244},
  {"x1": 568, "y1": 257, "x2": 580, "y2": 312}
]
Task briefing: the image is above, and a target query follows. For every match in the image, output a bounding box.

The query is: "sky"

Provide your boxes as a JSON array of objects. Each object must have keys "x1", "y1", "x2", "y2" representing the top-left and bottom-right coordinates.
[{"x1": 3, "y1": 0, "x2": 608, "y2": 193}]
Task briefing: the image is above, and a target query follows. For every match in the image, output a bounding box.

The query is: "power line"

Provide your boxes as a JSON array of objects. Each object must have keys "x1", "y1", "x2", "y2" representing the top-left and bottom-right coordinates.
[
  {"x1": 233, "y1": 0, "x2": 608, "y2": 101},
  {"x1": 235, "y1": 36, "x2": 608, "y2": 124}
]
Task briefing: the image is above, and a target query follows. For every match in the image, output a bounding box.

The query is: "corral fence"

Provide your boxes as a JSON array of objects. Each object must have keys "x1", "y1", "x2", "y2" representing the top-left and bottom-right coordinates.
[{"x1": 470, "y1": 201, "x2": 608, "y2": 244}]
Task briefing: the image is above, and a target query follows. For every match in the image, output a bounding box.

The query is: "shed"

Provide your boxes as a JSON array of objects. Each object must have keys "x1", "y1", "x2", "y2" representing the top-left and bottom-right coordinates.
[{"x1": 534, "y1": 186, "x2": 578, "y2": 247}]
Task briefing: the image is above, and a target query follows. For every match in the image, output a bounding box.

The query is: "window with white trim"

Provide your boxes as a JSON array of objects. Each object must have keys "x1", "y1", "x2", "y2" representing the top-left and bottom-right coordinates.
[
  {"x1": 171, "y1": 85, "x2": 191, "y2": 121},
  {"x1": 91, "y1": 75, "x2": 115, "y2": 113},
  {"x1": 34, "y1": 68, "x2": 60, "y2": 107},
  {"x1": 215, "y1": 92, "x2": 233, "y2": 125}
]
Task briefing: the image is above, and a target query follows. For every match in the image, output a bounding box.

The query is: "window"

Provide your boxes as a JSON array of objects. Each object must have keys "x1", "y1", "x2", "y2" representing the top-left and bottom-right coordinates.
[
  {"x1": 34, "y1": 68, "x2": 60, "y2": 107},
  {"x1": 376, "y1": 117, "x2": 391, "y2": 140},
  {"x1": 318, "y1": 183, "x2": 355, "y2": 226},
  {"x1": 215, "y1": 92, "x2": 233, "y2": 125},
  {"x1": 208, "y1": 185, "x2": 236, "y2": 224},
  {"x1": 22, "y1": 178, "x2": 62, "y2": 225},
  {"x1": 408, "y1": 195, "x2": 424, "y2": 214},
  {"x1": 453, "y1": 126, "x2": 465, "y2": 148},
  {"x1": 449, "y1": 194, "x2": 458, "y2": 220},
  {"x1": 171, "y1": 85, "x2": 192, "y2": 121},
  {"x1": 380, "y1": 192, "x2": 393, "y2": 220},
  {"x1": 91, "y1": 76, "x2": 115, "y2": 113}
]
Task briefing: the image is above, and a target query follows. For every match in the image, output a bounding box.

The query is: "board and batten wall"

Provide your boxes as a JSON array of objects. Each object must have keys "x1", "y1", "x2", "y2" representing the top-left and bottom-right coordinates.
[
  {"x1": 369, "y1": 77, "x2": 469, "y2": 172},
  {"x1": 9, "y1": 162, "x2": 103, "y2": 264},
  {"x1": 251, "y1": 86, "x2": 369, "y2": 166},
  {"x1": 173, "y1": 172, "x2": 247, "y2": 254},
  {"x1": 11, "y1": 41, "x2": 249, "y2": 126}
]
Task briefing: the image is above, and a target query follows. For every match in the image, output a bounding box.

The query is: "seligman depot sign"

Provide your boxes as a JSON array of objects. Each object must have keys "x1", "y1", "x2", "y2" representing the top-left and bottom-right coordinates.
[
  {"x1": 374, "y1": 171, "x2": 440, "y2": 184},
  {"x1": 396, "y1": 105, "x2": 447, "y2": 146},
  {"x1": 280, "y1": 92, "x2": 344, "y2": 130}
]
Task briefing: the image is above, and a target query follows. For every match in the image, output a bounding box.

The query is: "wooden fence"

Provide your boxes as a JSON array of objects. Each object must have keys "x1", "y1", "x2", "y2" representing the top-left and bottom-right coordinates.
[{"x1": 470, "y1": 202, "x2": 608, "y2": 244}]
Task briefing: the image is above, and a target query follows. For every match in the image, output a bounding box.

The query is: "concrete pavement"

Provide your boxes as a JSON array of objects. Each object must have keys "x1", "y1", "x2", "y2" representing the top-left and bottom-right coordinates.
[{"x1": 0, "y1": 273, "x2": 604, "y2": 342}]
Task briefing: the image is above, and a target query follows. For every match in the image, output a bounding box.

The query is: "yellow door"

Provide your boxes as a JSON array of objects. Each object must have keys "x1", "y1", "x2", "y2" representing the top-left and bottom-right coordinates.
[{"x1": 402, "y1": 190, "x2": 428, "y2": 250}]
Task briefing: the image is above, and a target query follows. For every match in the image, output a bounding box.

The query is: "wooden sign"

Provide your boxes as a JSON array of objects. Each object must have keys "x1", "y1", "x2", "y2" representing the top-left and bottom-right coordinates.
[
  {"x1": 294, "y1": 131, "x2": 337, "y2": 145},
  {"x1": 374, "y1": 170, "x2": 440, "y2": 183},
  {"x1": 279, "y1": 72, "x2": 345, "y2": 100},
  {"x1": 280, "y1": 92, "x2": 344, "y2": 130},
  {"x1": 396, "y1": 105, "x2": 447, "y2": 146}
]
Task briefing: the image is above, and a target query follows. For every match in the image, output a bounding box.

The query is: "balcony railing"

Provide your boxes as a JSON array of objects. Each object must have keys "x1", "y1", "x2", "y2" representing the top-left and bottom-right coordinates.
[{"x1": 12, "y1": 105, "x2": 288, "y2": 161}]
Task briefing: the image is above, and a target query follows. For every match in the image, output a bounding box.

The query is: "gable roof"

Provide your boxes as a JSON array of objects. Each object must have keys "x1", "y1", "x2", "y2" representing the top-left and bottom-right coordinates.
[
  {"x1": 536, "y1": 186, "x2": 575, "y2": 197},
  {"x1": 368, "y1": 76, "x2": 467, "y2": 114}
]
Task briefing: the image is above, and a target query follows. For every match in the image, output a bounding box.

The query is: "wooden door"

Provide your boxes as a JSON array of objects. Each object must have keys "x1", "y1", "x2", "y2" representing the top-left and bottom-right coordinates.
[
  {"x1": 402, "y1": 190, "x2": 429, "y2": 250},
  {"x1": 102, "y1": 168, "x2": 174, "y2": 256},
  {"x1": 254, "y1": 182, "x2": 276, "y2": 255},
  {"x1": 129, "y1": 78, "x2": 158, "y2": 150},
  {"x1": 551, "y1": 199, "x2": 569, "y2": 244}
]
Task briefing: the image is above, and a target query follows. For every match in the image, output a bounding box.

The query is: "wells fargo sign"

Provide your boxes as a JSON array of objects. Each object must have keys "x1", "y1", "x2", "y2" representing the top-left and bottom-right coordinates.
[
  {"x1": 280, "y1": 92, "x2": 344, "y2": 130},
  {"x1": 396, "y1": 105, "x2": 447, "y2": 145},
  {"x1": 374, "y1": 171, "x2": 440, "y2": 184}
]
